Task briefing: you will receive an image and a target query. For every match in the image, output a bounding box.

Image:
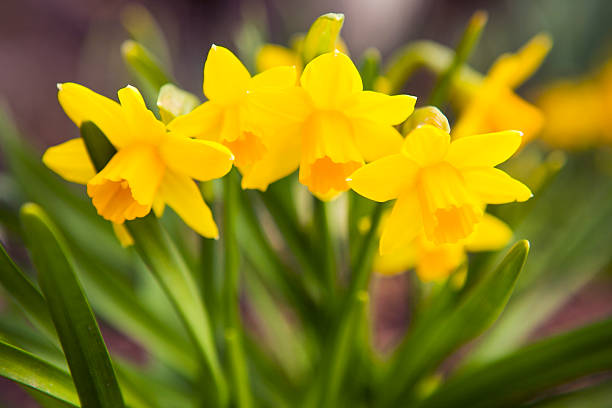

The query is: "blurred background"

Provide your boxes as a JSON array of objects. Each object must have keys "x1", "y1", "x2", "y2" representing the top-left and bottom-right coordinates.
[{"x1": 1, "y1": 0, "x2": 611, "y2": 405}]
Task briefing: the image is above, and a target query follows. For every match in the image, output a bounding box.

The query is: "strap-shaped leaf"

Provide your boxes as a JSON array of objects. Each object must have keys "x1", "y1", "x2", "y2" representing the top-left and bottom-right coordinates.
[
  {"x1": 0, "y1": 340, "x2": 79, "y2": 407},
  {"x1": 20, "y1": 203, "x2": 125, "y2": 408},
  {"x1": 381, "y1": 240, "x2": 529, "y2": 406},
  {"x1": 80, "y1": 119, "x2": 228, "y2": 405},
  {"x1": 415, "y1": 318, "x2": 612, "y2": 408},
  {"x1": 0, "y1": 242, "x2": 56, "y2": 338}
]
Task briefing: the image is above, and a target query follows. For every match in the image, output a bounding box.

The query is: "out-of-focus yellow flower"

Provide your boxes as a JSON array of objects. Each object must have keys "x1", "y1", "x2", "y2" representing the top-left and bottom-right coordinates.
[
  {"x1": 375, "y1": 213, "x2": 512, "y2": 281},
  {"x1": 348, "y1": 124, "x2": 531, "y2": 253},
  {"x1": 453, "y1": 34, "x2": 552, "y2": 144},
  {"x1": 247, "y1": 50, "x2": 416, "y2": 200},
  {"x1": 255, "y1": 36, "x2": 348, "y2": 74},
  {"x1": 537, "y1": 59, "x2": 612, "y2": 149},
  {"x1": 43, "y1": 83, "x2": 234, "y2": 238},
  {"x1": 167, "y1": 45, "x2": 296, "y2": 172}
]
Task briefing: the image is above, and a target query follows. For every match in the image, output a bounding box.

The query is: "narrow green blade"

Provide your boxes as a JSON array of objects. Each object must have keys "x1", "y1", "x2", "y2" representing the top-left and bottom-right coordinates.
[
  {"x1": 382, "y1": 240, "x2": 529, "y2": 406},
  {"x1": 20, "y1": 203, "x2": 125, "y2": 408},
  {"x1": 0, "y1": 242, "x2": 56, "y2": 338},
  {"x1": 416, "y1": 319, "x2": 612, "y2": 408},
  {"x1": 0, "y1": 340, "x2": 79, "y2": 407}
]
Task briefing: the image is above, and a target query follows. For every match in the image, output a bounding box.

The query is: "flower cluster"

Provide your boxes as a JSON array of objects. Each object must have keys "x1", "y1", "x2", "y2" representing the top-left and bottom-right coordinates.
[{"x1": 43, "y1": 19, "x2": 535, "y2": 282}]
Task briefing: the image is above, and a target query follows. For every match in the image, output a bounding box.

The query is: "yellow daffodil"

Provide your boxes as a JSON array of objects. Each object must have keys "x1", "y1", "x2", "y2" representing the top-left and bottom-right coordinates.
[
  {"x1": 537, "y1": 58, "x2": 612, "y2": 149},
  {"x1": 43, "y1": 83, "x2": 234, "y2": 238},
  {"x1": 348, "y1": 124, "x2": 532, "y2": 253},
  {"x1": 167, "y1": 45, "x2": 297, "y2": 174},
  {"x1": 375, "y1": 212, "x2": 512, "y2": 282},
  {"x1": 247, "y1": 50, "x2": 416, "y2": 200},
  {"x1": 452, "y1": 34, "x2": 552, "y2": 144}
]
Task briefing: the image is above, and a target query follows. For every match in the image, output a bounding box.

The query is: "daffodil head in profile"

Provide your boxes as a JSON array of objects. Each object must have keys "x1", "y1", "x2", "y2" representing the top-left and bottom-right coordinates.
[
  {"x1": 348, "y1": 124, "x2": 532, "y2": 253},
  {"x1": 167, "y1": 45, "x2": 297, "y2": 173},
  {"x1": 374, "y1": 212, "x2": 512, "y2": 282},
  {"x1": 43, "y1": 83, "x2": 234, "y2": 239},
  {"x1": 246, "y1": 50, "x2": 416, "y2": 200},
  {"x1": 453, "y1": 34, "x2": 552, "y2": 144}
]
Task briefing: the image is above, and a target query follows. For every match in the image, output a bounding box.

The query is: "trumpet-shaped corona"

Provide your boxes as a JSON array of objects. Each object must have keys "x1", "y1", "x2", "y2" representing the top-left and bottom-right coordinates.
[
  {"x1": 43, "y1": 83, "x2": 234, "y2": 238},
  {"x1": 348, "y1": 125, "x2": 532, "y2": 253},
  {"x1": 246, "y1": 50, "x2": 416, "y2": 199}
]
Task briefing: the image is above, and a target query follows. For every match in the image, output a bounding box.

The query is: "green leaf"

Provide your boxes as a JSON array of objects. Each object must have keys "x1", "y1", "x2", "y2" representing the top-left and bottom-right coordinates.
[
  {"x1": 0, "y1": 242, "x2": 56, "y2": 339},
  {"x1": 121, "y1": 40, "x2": 172, "y2": 102},
  {"x1": 79, "y1": 120, "x2": 227, "y2": 404},
  {"x1": 120, "y1": 3, "x2": 172, "y2": 71},
  {"x1": 415, "y1": 318, "x2": 612, "y2": 408},
  {"x1": 302, "y1": 13, "x2": 345, "y2": 63},
  {"x1": 0, "y1": 340, "x2": 79, "y2": 407},
  {"x1": 126, "y1": 215, "x2": 228, "y2": 406},
  {"x1": 20, "y1": 203, "x2": 125, "y2": 408},
  {"x1": 524, "y1": 380, "x2": 612, "y2": 408},
  {"x1": 156, "y1": 84, "x2": 200, "y2": 124},
  {"x1": 222, "y1": 171, "x2": 253, "y2": 408},
  {"x1": 359, "y1": 48, "x2": 381, "y2": 91},
  {"x1": 380, "y1": 240, "x2": 529, "y2": 406}
]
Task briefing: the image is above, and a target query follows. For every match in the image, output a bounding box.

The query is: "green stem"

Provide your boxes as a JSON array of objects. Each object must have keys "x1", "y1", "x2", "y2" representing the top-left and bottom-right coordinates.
[
  {"x1": 383, "y1": 41, "x2": 483, "y2": 96},
  {"x1": 428, "y1": 11, "x2": 487, "y2": 107},
  {"x1": 313, "y1": 198, "x2": 336, "y2": 295},
  {"x1": 223, "y1": 171, "x2": 253, "y2": 408},
  {"x1": 126, "y1": 216, "x2": 228, "y2": 407},
  {"x1": 310, "y1": 203, "x2": 383, "y2": 408},
  {"x1": 258, "y1": 188, "x2": 318, "y2": 282},
  {"x1": 237, "y1": 189, "x2": 319, "y2": 323}
]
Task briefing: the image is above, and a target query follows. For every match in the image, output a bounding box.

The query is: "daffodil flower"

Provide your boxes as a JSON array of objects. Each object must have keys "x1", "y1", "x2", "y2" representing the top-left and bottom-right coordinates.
[
  {"x1": 43, "y1": 83, "x2": 234, "y2": 238},
  {"x1": 246, "y1": 50, "x2": 416, "y2": 200},
  {"x1": 537, "y1": 59, "x2": 612, "y2": 149},
  {"x1": 375, "y1": 213, "x2": 512, "y2": 282},
  {"x1": 452, "y1": 34, "x2": 552, "y2": 144},
  {"x1": 167, "y1": 45, "x2": 297, "y2": 173},
  {"x1": 348, "y1": 124, "x2": 532, "y2": 252}
]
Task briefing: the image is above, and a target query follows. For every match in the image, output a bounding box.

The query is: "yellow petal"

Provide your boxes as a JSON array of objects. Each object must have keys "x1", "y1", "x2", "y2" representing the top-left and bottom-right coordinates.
[
  {"x1": 446, "y1": 130, "x2": 523, "y2": 169},
  {"x1": 374, "y1": 242, "x2": 417, "y2": 276},
  {"x1": 347, "y1": 154, "x2": 418, "y2": 202},
  {"x1": 158, "y1": 170, "x2": 219, "y2": 238},
  {"x1": 167, "y1": 101, "x2": 224, "y2": 142},
  {"x1": 402, "y1": 124, "x2": 450, "y2": 166},
  {"x1": 57, "y1": 83, "x2": 127, "y2": 148},
  {"x1": 462, "y1": 167, "x2": 533, "y2": 204},
  {"x1": 255, "y1": 44, "x2": 302, "y2": 73},
  {"x1": 483, "y1": 89, "x2": 545, "y2": 144},
  {"x1": 246, "y1": 87, "x2": 312, "y2": 128},
  {"x1": 343, "y1": 91, "x2": 416, "y2": 125},
  {"x1": 241, "y1": 124, "x2": 302, "y2": 191},
  {"x1": 42, "y1": 138, "x2": 96, "y2": 184},
  {"x1": 203, "y1": 45, "x2": 251, "y2": 105},
  {"x1": 87, "y1": 146, "x2": 165, "y2": 223},
  {"x1": 160, "y1": 134, "x2": 234, "y2": 181},
  {"x1": 489, "y1": 33, "x2": 552, "y2": 89},
  {"x1": 117, "y1": 85, "x2": 166, "y2": 143},
  {"x1": 112, "y1": 223, "x2": 134, "y2": 247},
  {"x1": 380, "y1": 192, "x2": 423, "y2": 255},
  {"x1": 300, "y1": 51, "x2": 362, "y2": 110},
  {"x1": 416, "y1": 242, "x2": 465, "y2": 282},
  {"x1": 219, "y1": 106, "x2": 242, "y2": 143},
  {"x1": 250, "y1": 66, "x2": 298, "y2": 92},
  {"x1": 464, "y1": 213, "x2": 512, "y2": 252},
  {"x1": 351, "y1": 118, "x2": 404, "y2": 162}
]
